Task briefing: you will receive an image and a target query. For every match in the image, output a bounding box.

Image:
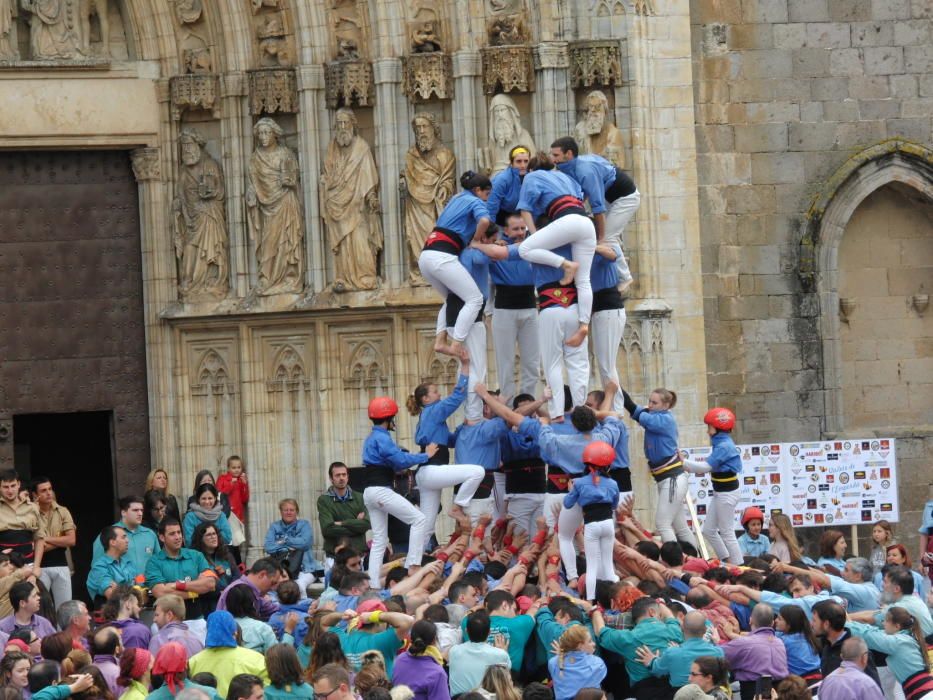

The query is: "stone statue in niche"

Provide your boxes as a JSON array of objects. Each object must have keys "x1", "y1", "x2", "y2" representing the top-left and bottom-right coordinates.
[
  {"x1": 79, "y1": 0, "x2": 109, "y2": 56},
  {"x1": 173, "y1": 0, "x2": 202, "y2": 24},
  {"x1": 337, "y1": 37, "x2": 358, "y2": 60},
  {"x1": 20, "y1": 0, "x2": 83, "y2": 59},
  {"x1": 258, "y1": 14, "x2": 288, "y2": 66},
  {"x1": 172, "y1": 129, "x2": 229, "y2": 300},
  {"x1": 320, "y1": 108, "x2": 383, "y2": 292},
  {"x1": 400, "y1": 112, "x2": 455, "y2": 280},
  {"x1": 246, "y1": 117, "x2": 305, "y2": 295},
  {"x1": 480, "y1": 94, "x2": 535, "y2": 177},
  {"x1": 488, "y1": 15, "x2": 524, "y2": 46},
  {"x1": 411, "y1": 20, "x2": 441, "y2": 53},
  {"x1": 574, "y1": 89, "x2": 625, "y2": 169},
  {"x1": 0, "y1": 0, "x2": 17, "y2": 59}
]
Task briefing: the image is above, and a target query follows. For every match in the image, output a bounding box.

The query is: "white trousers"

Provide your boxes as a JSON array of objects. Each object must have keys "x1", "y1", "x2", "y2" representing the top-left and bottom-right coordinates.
[
  {"x1": 419, "y1": 250, "x2": 483, "y2": 342},
  {"x1": 491, "y1": 307, "x2": 539, "y2": 398},
  {"x1": 465, "y1": 473, "x2": 507, "y2": 526},
  {"x1": 591, "y1": 307, "x2": 627, "y2": 413},
  {"x1": 584, "y1": 519, "x2": 619, "y2": 600},
  {"x1": 878, "y1": 665, "x2": 906, "y2": 700},
  {"x1": 40, "y1": 566, "x2": 72, "y2": 609},
  {"x1": 417, "y1": 463, "x2": 486, "y2": 543},
  {"x1": 604, "y1": 190, "x2": 640, "y2": 283},
  {"x1": 703, "y1": 488, "x2": 744, "y2": 563},
  {"x1": 364, "y1": 486, "x2": 427, "y2": 587},
  {"x1": 655, "y1": 473, "x2": 697, "y2": 545},
  {"x1": 538, "y1": 306, "x2": 590, "y2": 418},
  {"x1": 506, "y1": 493, "x2": 545, "y2": 536},
  {"x1": 544, "y1": 494, "x2": 584, "y2": 580},
  {"x1": 449, "y1": 320, "x2": 487, "y2": 422},
  {"x1": 518, "y1": 213, "x2": 596, "y2": 324}
]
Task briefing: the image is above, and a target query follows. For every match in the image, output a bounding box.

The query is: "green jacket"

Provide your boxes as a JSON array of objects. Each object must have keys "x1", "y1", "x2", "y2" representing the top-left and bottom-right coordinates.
[{"x1": 316, "y1": 487, "x2": 369, "y2": 555}]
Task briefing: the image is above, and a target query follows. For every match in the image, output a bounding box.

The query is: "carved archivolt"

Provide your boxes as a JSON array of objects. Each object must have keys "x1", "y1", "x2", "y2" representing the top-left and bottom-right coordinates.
[
  {"x1": 343, "y1": 339, "x2": 388, "y2": 389},
  {"x1": 248, "y1": 67, "x2": 299, "y2": 114},
  {"x1": 569, "y1": 40, "x2": 623, "y2": 89},
  {"x1": 267, "y1": 344, "x2": 309, "y2": 392},
  {"x1": 191, "y1": 349, "x2": 235, "y2": 395}
]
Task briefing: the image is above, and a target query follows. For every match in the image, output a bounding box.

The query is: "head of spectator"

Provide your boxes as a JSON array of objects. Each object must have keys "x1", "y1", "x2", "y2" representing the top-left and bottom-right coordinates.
[
  {"x1": 0, "y1": 470, "x2": 21, "y2": 505},
  {"x1": 466, "y1": 609, "x2": 493, "y2": 644},
  {"x1": 62, "y1": 650, "x2": 93, "y2": 677},
  {"x1": 72, "y1": 664, "x2": 114, "y2": 700},
  {"x1": 871, "y1": 520, "x2": 895, "y2": 549},
  {"x1": 820, "y1": 530, "x2": 847, "y2": 560},
  {"x1": 311, "y1": 664, "x2": 355, "y2": 700},
  {"x1": 227, "y1": 674, "x2": 264, "y2": 700},
  {"x1": 482, "y1": 665, "x2": 520, "y2": 700},
  {"x1": 634, "y1": 540, "x2": 661, "y2": 561},
  {"x1": 41, "y1": 630, "x2": 75, "y2": 663},
  {"x1": 840, "y1": 636, "x2": 870, "y2": 670},
  {"x1": 884, "y1": 606, "x2": 929, "y2": 659},
  {"x1": 811, "y1": 600, "x2": 847, "y2": 641},
  {"x1": 484, "y1": 590, "x2": 518, "y2": 619},
  {"x1": 117, "y1": 648, "x2": 152, "y2": 692},
  {"x1": 194, "y1": 483, "x2": 222, "y2": 513},
  {"x1": 189, "y1": 674, "x2": 217, "y2": 688},
  {"x1": 245, "y1": 558, "x2": 279, "y2": 595},
  {"x1": 0, "y1": 650, "x2": 32, "y2": 692},
  {"x1": 522, "y1": 682, "x2": 555, "y2": 700},
  {"x1": 882, "y1": 564, "x2": 914, "y2": 602},
  {"x1": 660, "y1": 542, "x2": 685, "y2": 568},
  {"x1": 28, "y1": 659, "x2": 66, "y2": 694},
  {"x1": 352, "y1": 657, "x2": 391, "y2": 697},
  {"x1": 158, "y1": 519, "x2": 186, "y2": 557},
  {"x1": 226, "y1": 584, "x2": 260, "y2": 621},
  {"x1": 307, "y1": 632, "x2": 350, "y2": 679},
  {"x1": 153, "y1": 594, "x2": 186, "y2": 630},
  {"x1": 362, "y1": 689, "x2": 392, "y2": 700},
  {"x1": 91, "y1": 627, "x2": 122, "y2": 659},
  {"x1": 146, "y1": 469, "x2": 172, "y2": 495},
  {"x1": 776, "y1": 605, "x2": 818, "y2": 651},
  {"x1": 682, "y1": 611, "x2": 708, "y2": 640},
  {"x1": 204, "y1": 611, "x2": 238, "y2": 648},
  {"x1": 689, "y1": 656, "x2": 730, "y2": 695},
  {"x1": 10, "y1": 581, "x2": 41, "y2": 623},
  {"x1": 673, "y1": 688, "x2": 712, "y2": 700},
  {"x1": 152, "y1": 642, "x2": 191, "y2": 694},
  {"x1": 8, "y1": 627, "x2": 40, "y2": 657},
  {"x1": 328, "y1": 463, "x2": 350, "y2": 497},
  {"x1": 338, "y1": 571, "x2": 371, "y2": 597},
  {"x1": 265, "y1": 644, "x2": 304, "y2": 690},
  {"x1": 631, "y1": 596, "x2": 661, "y2": 624},
  {"x1": 406, "y1": 619, "x2": 438, "y2": 658},
  {"x1": 100, "y1": 526, "x2": 129, "y2": 560},
  {"x1": 885, "y1": 544, "x2": 912, "y2": 567},
  {"x1": 278, "y1": 499, "x2": 300, "y2": 525},
  {"x1": 548, "y1": 597, "x2": 585, "y2": 626},
  {"x1": 775, "y1": 675, "x2": 812, "y2": 700},
  {"x1": 749, "y1": 603, "x2": 775, "y2": 630},
  {"x1": 192, "y1": 470, "x2": 216, "y2": 494},
  {"x1": 143, "y1": 490, "x2": 168, "y2": 531},
  {"x1": 118, "y1": 495, "x2": 145, "y2": 532},
  {"x1": 102, "y1": 584, "x2": 142, "y2": 622},
  {"x1": 841, "y1": 557, "x2": 872, "y2": 584},
  {"x1": 786, "y1": 574, "x2": 816, "y2": 598}
]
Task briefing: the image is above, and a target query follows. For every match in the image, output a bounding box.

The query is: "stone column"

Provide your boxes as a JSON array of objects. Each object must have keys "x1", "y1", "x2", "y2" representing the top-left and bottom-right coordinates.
[
  {"x1": 296, "y1": 65, "x2": 328, "y2": 294},
  {"x1": 220, "y1": 72, "x2": 253, "y2": 297},
  {"x1": 532, "y1": 41, "x2": 573, "y2": 143},
  {"x1": 451, "y1": 49, "x2": 482, "y2": 174},
  {"x1": 372, "y1": 58, "x2": 407, "y2": 289}
]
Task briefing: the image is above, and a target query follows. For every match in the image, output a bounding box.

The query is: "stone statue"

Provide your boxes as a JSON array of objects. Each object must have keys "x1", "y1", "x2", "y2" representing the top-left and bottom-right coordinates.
[
  {"x1": 79, "y1": 0, "x2": 109, "y2": 56},
  {"x1": 172, "y1": 130, "x2": 229, "y2": 300},
  {"x1": 400, "y1": 112, "x2": 456, "y2": 278},
  {"x1": 574, "y1": 89, "x2": 625, "y2": 168},
  {"x1": 173, "y1": 0, "x2": 202, "y2": 24},
  {"x1": 20, "y1": 0, "x2": 83, "y2": 59},
  {"x1": 246, "y1": 117, "x2": 305, "y2": 295},
  {"x1": 480, "y1": 94, "x2": 535, "y2": 177},
  {"x1": 411, "y1": 21, "x2": 441, "y2": 53},
  {"x1": 0, "y1": 0, "x2": 17, "y2": 59},
  {"x1": 320, "y1": 108, "x2": 383, "y2": 292}
]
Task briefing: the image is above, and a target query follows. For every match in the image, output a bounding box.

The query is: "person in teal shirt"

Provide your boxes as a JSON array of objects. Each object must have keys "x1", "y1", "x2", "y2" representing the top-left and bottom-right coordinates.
[
  {"x1": 592, "y1": 598, "x2": 683, "y2": 692},
  {"x1": 91, "y1": 496, "x2": 160, "y2": 579},
  {"x1": 460, "y1": 590, "x2": 541, "y2": 671},
  {"x1": 86, "y1": 526, "x2": 136, "y2": 602},
  {"x1": 535, "y1": 598, "x2": 592, "y2": 664},
  {"x1": 144, "y1": 520, "x2": 218, "y2": 620},
  {"x1": 319, "y1": 599, "x2": 413, "y2": 676},
  {"x1": 263, "y1": 644, "x2": 315, "y2": 700},
  {"x1": 848, "y1": 610, "x2": 933, "y2": 689},
  {"x1": 637, "y1": 611, "x2": 723, "y2": 688}
]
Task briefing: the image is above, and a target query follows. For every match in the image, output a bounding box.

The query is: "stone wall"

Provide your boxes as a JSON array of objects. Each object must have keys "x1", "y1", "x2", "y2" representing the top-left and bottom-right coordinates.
[{"x1": 691, "y1": 0, "x2": 933, "y2": 552}]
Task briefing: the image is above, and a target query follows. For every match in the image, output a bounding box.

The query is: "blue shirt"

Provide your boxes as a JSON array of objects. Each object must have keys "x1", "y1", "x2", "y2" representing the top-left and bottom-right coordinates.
[
  {"x1": 487, "y1": 167, "x2": 522, "y2": 219},
  {"x1": 459, "y1": 247, "x2": 491, "y2": 298},
  {"x1": 919, "y1": 499, "x2": 933, "y2": 534},
  {"x1": 183, "y1": 511, "x2": 232, "y2": 546},
  {"x1": 435, "y1": 191, "x2": 490, "y2": 246},
  {"x1": 524, "y1": 416, "x2": 625, "y2": 474},
  {"x1": 818, "y1": 556, "x2": 847, "y2": 571},
  {"x1": 416, "y1": 374, "x2": 467, "y2": 448},
  {"x1": 500, "y1": 425, "x2": 539, "y2": 463},
  {"x1": 564, "y1": 472, "x2": 620, "y2": 510},
  {"x1": 608, "y1": 418, "x2": 630, "y2": 470},
  {"x1": 632, "y1": 408, "x2": 678, "y2": 463},
  {"x1": 707, "y1": 431, "x2": 742, "y2": 474},
  {"x1": 648, "y1": 637, "x2": 724, "y2": 687},
  {"x1": 556, "y1": 154, "x2": 617, "y2": 214},
  {"x1": 264, "y1": 519, "x2": 322, "y2": 572},
  {"x1": 760, "y1": 589, "x2": 844, "y2": 618},
  {"x1": 847, "y1": 622, "x2": 931, "y2": 683},
  {"x1": 516, "y1": 170, "x2": 583, "y2": 219},
  {"x1": 530, "y1": 243, "x2": 574, "y2": 288},
  {"x1": 87, "y1": 554, "x2": 137, "y2": 599},
  {"x1": 362, "y1": 426, "x2": 429, "y2": 471},
  {"x1": 490, "y1": 233, "x2": 534, "y2": 287},
  {"x1": 778, "y1": 631, "x2": 821, "y2": 675},
  {"x1": 591, "y1": 244, "x2": 621, "y2": 292},
  {"x1": 548, "y1": 652, "x2": 607, "y2": 700},
  {"x1": 738, "y1": 533, "x2": 771, "y2": 558},
  {"x1": 454, "y1": 418, "x2": 509, "y2": 470}
]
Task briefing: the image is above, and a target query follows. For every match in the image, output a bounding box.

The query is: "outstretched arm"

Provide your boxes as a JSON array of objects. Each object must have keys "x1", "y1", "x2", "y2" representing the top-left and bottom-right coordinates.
[{"x1": 475, "y1": 384, "x2": 524, "y2": 427}]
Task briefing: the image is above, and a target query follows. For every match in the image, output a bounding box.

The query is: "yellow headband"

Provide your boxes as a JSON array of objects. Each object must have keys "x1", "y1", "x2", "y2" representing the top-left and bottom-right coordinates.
[{"x1": 510, "y1": 147, "x2": 530, "y2": 159}]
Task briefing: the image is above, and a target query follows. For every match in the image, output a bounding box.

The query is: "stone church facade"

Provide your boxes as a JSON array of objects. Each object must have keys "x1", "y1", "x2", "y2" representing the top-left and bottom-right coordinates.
[{"x1": 0, "y1": 0, "x2": 928, "y2": 558}]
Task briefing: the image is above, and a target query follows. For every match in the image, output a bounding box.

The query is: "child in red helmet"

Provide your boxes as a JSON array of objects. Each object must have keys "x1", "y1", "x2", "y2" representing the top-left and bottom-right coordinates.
[
  {"x1": 563, "y1": 441, "x2": 620, "y2": 601},
  {"x1": 738, "y1": 506, "x2": 770, "y2": 559},
  {"x1": 361, "y1": 396, "x2": 438, "y2": 588},
  {"x1": 682, "y1": 407, "x2": 744, "y2": 564}
]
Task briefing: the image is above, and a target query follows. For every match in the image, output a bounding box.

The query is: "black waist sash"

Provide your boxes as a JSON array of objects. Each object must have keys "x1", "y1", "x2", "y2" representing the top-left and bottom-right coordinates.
[
  {"x1": 545, "y1": 195, "x2": 586, "y2": 220},
  {"x1": 503, "y1": 458, "x2": 546, "y2": 494},
  {"x1": 362, "y1": 465, "x2": 397, "y2": 489},
  {"x1": 582, "y1": 502, "x2": 613, "y2": 523},
  {"x1": 546, "y1": 466, "x2": 572, "y2": 494},
  {"x1": 711, "y1": 471, "x2": 739, "y2": 492},
  {"x1": 593, "y1": 287, "x2": 625, "y2": 313},
  {"x1": 647, "y1": 455, "x2": 684, "y2": 482},
  {"x1": 606, "y1": 169, "x2": 636, "y2": 203},
  {"x1": 423, "y1": 227, "x2": 463, "y2": 255},
  {"x1": 0, "y1": 530, "x2": 35, "y2": 560},
  {"x1": 610, "y1": 469, "x2": 632, "y2": 493},
  {"x1": 494, "y1": 284, "x2": 536, "y2": 310},
  {"x1": 445, "y1": 294, "x2": 486, "y2": 327}
]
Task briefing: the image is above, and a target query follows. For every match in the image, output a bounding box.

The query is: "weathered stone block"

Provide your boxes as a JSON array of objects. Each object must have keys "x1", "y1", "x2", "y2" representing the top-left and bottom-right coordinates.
[
  {"x1": 800, "y1": 101, "x2": 825, "y2": 121},
  {"x1": 729, "y1": 79, "x2": 776, "y2": 102},
  {"x1": 886, "y1": 118, "x2": 930, "y2": 142},
  {"x1": 728, "y1": 24, "x2": 776, "y2": 50},
  {"x1": 850, "y1": 22, "x2": 895, "y2": 46},
  {"x1": 724, "y1": 184, "x2": 777, "y2": 213},
  {"x1": 757, "y1": 273, "x2": 799, "y2": 294},
  {"x1": 751, "y1": 152, "x2": 805, "y2": 184},
  {"x1": 697, "y1": 79, "x2": 731, "y2": 103},
  {"x1": 836, "y1": 120, "x2": 887, "y2": 146},
  {"x1": 775, "y1": 182, "x2": 810, "y2": 213},
  {"x1": 849, "y1": 75, "x2": 891, "y2": 97},
  {"x1": 698, "y1": 153, "x2": 753, "y2": 184},
  {"x1": 789, "y1": 0, "x2": 830, "y2": 21},
  {"x1": 811, "y1": 76, "x2": 852, "y2": 99},
  {"x1": 738, "y1": 245, "x2": 782, "y2": 273},
  {"x1": 828, "y1": 0, "x2": 873, "y2": 21},
  {"x1": 746, "y1": 101, "x2": 801, "y2": 122},
  {"x1": 893, "y1": 19, "x2": 930, "y2": 44},
  {"x1": 829, "y1": 47, "x2": 865, "y2": 75},
  {"x1": 911, "y1": 0, "x2": 933, "y2": 18},
  {"x1": 773, "y1": 77, "x2": 814, "y2": 99},
  {"x1": 789, "y1": 121, "x2": 838, "y2": 150},
  {"x1": 696, "y1": 125, "x2": 736, "y2": 152},
  {"x1": 719, "y1": 295, "x2": 771, "y2": 320},
  {"x1": 794, "y1": 47, "x2": 833, "y2": 76},
  {"x1": 870, "y1": 0, "x2": 910, "y2": 19},
  {"x1": 742, "y1": 0, "x2": 790, "y2": 23},
  {"x1": 736, "y1": 50, "x2": 794, "y2": 78},
  {"x1": 772, "y1": 343, "x2": 804, "y2": 370},
  {"x1": 859, "y1": 98, "x2": 903, "y2": 119},
  {"x1": 807, "y1": 22, "x2": 853, "y2": 48},
  {"x1": 774, "y1": 23, "x2": 808, "y2": 48},
  {"x1": 864, "y1": 46, "x2": 905, "y2": 74},
  {"x1": 734, "y1": 123, "x2": 789, "y2": 152},
  {"x1": 823, "y1": 98, "x2": 860, "y2": 120},
  {"x1": 890, "y1": 74, "x2": 919, "y2": 97},
  {"x1": 692, "y1": 0, "x2": 743, "y2": 23},
  {"x1": 718, "y1": 244, "x2": 742, "y2": 274},
  {"x1": 699, "y1": 186, "x2": 727, "y2": 218},
  {"x1": 768, "y1": 295, "x2": 795, "y2": 318},
  {"x1": 904, "y1": 44, "x2": 933, "y2": 73}
]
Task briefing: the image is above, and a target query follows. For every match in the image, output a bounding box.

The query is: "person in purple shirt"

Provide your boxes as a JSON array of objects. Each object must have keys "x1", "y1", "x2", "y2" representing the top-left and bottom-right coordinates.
[
  {"x1": 0, "y1": 582, "x2": 56, "y2": 640},
  {"x1": 90, "y1": 627, "x2": 122, "y2": 697},
  {"x1": 819, "y1": 637, "x2": 884, "y2": 700},
  {"x1": 217, "y1": 558, "x2": 280, "y2": 621},
  {"x1": 148, "y1": 594, "x2": 204, "y2": 659},
  {"x1": 390, "y1": 620, "x2": 450, "y2": 700},
  {"x1": 722, "y1": 604, "x2": 788, "y2": 700},
  {"x1": 99, "y1": 585, "x2": 151, "y2": 650}
]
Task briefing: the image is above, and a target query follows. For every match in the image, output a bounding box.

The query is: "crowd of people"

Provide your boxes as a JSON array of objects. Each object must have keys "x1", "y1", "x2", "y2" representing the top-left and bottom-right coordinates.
[{"x1": 0, "y1": 134, "x2": 931, "y2": 700}]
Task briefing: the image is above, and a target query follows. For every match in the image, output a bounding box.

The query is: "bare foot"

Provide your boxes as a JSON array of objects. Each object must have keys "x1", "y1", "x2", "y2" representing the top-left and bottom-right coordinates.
[
  {"x1": 434, "y1": 341, "x2": 458, "y2": 357},
  {"x1": 565, "y1": 324, "x2": 589, "y2": 347},
  {"x1": 559, "y1": 260, "x2": 579, "y2": 286},
  {"x1": 449, "y1": 504, "x2": 466, "y2": 521},
  {"x1": 477, "y1": 513, "x2": 493, "y2": 527}
]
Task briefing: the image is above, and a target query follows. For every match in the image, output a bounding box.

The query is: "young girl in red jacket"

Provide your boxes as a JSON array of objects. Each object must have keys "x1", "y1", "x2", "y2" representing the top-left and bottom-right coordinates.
[{"x1": 217, "y1": 455, "x2": 250, "y2": 563}]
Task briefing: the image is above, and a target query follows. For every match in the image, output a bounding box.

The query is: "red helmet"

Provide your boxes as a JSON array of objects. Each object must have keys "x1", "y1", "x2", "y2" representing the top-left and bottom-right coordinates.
[
  {"x1": 368, "y1": 397, "x2": 399, "y2": 420},
  {"x1": 741, "y1": 506, "x2": 765, "y2": 527},
  {"x1": 583, "y1": 441, "x2": 616, "y2": 468},
  {"x1": 704, "y1": 407, "x2": 736, "y2": 432}
]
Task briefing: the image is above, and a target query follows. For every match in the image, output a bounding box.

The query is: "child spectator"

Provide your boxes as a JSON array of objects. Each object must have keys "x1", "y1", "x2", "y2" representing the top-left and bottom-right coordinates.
[{"x1": 738, "y1": 507, "x2": 770, "y2": 560}]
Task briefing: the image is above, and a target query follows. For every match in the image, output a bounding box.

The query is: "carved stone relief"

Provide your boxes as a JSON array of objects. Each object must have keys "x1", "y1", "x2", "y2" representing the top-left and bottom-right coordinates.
[
  {"x1": 173, "y1": 0, "x2": 202, "y2": 24},
  {"x1": 481, "y1": 16, "x2": 533, "y2": 95},
  {"x1": 320, "y1": 108, "x2": 383, "y2": 292},
  {"x1": 341, "y1": 337, "x2": 389, "y2": 390},
  {"x1": 191, "y1": 348, "x2": 235, "y2": 396},
  {"x1": 257, "y1": 13, "x2": 289, "y2": 66},
  {"x1": 130, "y1": 147, "x2": 160, "y2": 182},
  {"x1": 402, "y1": 52, "x2": 452, "y2": 101},
  {"x1": 479, "y1": 94, "x2": 535, "y2": 177},
  {"x1": 246, "y1": 117, "x2": 305, "y2": 296},
  {"x1": 172, "y1": 129, "x2": 229, "y2": 301},
  {"x1": 569, "y1": 40, "x2": 623, "y2": 89},
  {"x1": 20, "y1": 0, "x2": 83, "y2": 59},
  {"x1": 325, "y1": 61, "x2": 373, "y2": 109},
  {"x1": 266, "y1": 343, "x2": 310, "y2": 392},
  {"x1": 574, "y1": 89, "x2": 625, "y2": 169},
  {"x1": 170, "y1": 74, "x2": 218, "y2": 120},
  {"x1": 248, "y1": 67, "x2": 298, "y2": 114},
  {"x1": 0, "y1": 0, "x2": 18, "y2": 59},
  {"x1": 400, "y1": 112, "x2": 456, "y2": 280}
]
